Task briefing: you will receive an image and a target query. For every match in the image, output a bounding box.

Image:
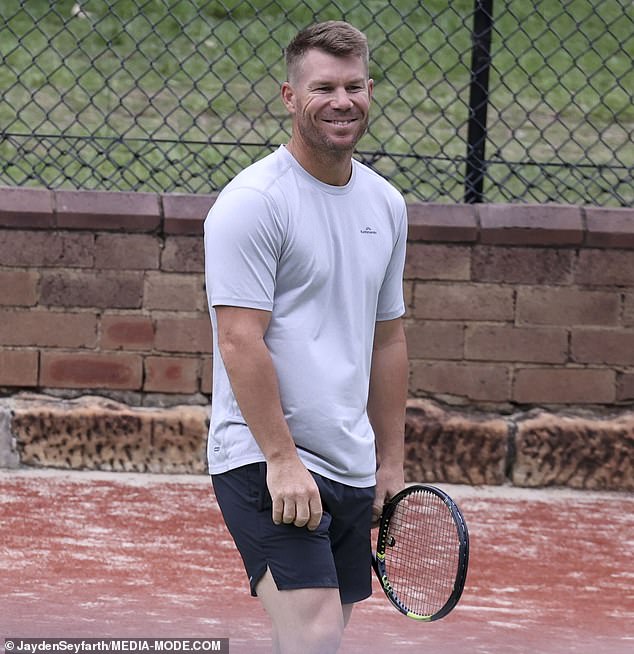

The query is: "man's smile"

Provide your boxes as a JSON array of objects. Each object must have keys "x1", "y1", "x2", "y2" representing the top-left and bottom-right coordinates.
[{"x1": 322, "y1": 118, "x2": 357, "y2": 126}]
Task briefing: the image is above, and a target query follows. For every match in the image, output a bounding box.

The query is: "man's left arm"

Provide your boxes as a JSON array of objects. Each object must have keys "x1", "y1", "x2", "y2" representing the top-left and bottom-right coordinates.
[{"x1": 367, "y1": 317, "x2": 408, "y2": 523}]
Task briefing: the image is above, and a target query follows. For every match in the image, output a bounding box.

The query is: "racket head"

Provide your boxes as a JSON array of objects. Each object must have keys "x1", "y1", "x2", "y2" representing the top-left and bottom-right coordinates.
[{"x1": 373, "y1": 484, "x2": 469, "y2": 621}]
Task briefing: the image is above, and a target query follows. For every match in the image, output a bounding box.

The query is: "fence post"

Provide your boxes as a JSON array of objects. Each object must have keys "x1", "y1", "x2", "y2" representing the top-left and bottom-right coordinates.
[{"x1": 464, "y1": 0, "x2": 494, "y2": 204}]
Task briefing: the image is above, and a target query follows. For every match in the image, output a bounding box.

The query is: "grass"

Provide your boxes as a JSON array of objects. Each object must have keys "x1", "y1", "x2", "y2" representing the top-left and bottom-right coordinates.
[{"x1": 0, "y1": 0, "x2": 632, "y2": 205}]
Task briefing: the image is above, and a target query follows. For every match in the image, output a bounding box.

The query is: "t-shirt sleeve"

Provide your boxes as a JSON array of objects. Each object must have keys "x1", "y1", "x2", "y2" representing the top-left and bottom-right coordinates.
[
  {"x1": 204, "y1": 187, "x2": 281, "y2": 311},
  {"x1": 376, "y1": 201, "x2": 407, "y2": 321}
]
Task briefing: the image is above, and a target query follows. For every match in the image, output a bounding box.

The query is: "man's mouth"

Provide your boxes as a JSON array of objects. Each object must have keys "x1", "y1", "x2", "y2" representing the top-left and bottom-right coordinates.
[{"x1": 323, "y1": 118, "x2": 356, "y2": 126}]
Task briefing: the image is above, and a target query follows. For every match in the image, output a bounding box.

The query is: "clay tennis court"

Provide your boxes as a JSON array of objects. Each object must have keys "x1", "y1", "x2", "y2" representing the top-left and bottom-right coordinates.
[{"x1": 1, "y1": 468, "x2": 633, "y2": 654}]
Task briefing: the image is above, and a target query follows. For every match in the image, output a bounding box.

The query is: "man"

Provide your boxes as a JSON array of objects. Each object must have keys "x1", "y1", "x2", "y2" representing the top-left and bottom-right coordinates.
[{"x1": 204, "y1": 20, "x2": 409, "y2": 654}]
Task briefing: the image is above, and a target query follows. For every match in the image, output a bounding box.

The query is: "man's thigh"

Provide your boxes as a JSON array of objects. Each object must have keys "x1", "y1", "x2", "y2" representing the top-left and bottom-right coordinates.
[{"x1": 255, "y1": 568, "x2": 346, "y2": 654}]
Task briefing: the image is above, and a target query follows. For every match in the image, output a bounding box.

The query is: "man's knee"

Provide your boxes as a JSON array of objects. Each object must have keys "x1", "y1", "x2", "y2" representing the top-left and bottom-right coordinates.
[{"x1": 275, "y1": 613, "x2": 344, "y2": 654}]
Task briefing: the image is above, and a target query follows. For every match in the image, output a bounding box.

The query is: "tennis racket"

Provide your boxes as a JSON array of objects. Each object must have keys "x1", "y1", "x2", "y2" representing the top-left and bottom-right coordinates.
[{"x1": 371, "y1": 484, "x2": 469, "y2": 621}]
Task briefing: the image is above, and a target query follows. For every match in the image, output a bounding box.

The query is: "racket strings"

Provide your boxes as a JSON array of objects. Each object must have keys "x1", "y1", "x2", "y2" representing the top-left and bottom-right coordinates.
[{"x1": 382, "y1": 490, "x2": 460, "y2": 617}]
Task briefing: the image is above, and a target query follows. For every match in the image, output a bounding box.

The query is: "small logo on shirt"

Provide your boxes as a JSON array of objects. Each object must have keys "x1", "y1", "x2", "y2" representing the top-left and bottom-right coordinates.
[{"x1": 360, "y1": 226, "x2": 377, "y2": 235}]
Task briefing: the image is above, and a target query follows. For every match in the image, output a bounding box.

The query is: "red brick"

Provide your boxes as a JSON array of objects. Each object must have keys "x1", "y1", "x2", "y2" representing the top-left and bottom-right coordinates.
[
  {"x1": 161, "y1": 237, "x2": 204, "y2": 273},
  {"x1": 517, "y1": 287, "x2": 620, "y2": 326},
  {"x1": 0, "y1": 309, "x2": 97, "y2": 347},
  {"x1": 412, "y1": 283, "x2": 514, "y2": 321},
  {"x1": 585, "y1": 207, "x2": 634, "y2": 249},
  {"x1": 513, "y1": 368, "x2": 615, "y2": 404},
  {"x1": 100, "y1": 315, "x2": 155, "y2": 350},
  {"x1": 40, "y1": 352, "x2": 142, "y2": 389},
  {"x1": 55, "y1": 189, "x2": 160, "y2": 231},
  {"x1": 576, "y1": 250, "x2": 634, "y2": 287},
  {"x1": 407, "y1": 202, "x2": 478, "y2": 242},
  {"x1": 144, "y1": 272, "x2": 204, "y2": 311},
  {"x1": 0, "y1": 231, "x2": 94, "y2": 267},
  {"x1": 144, "y1": 356, "x2": 199, "y2": 393},
  {"x1": 404, "y1": 320, "x2": 464, "y2": 359},
  {"x1": 410, "y1": 360, "x2": 510, "y2": 402},
  {"x1": 0, "y1": 186, "x2": 54, "y2": 228},
  {"x1": 95, "y1": 234, "x2": 160, "y2": 270},
  {"x1": 404, "y1": 244, "x2": 470, "y2": 280},
  {"x1": 479, "y1": 204, "x2": 583, "y2": 246},
  {"x1": 466, "y1": 325, "x2": 568, "y2": 363},
  {"x1": 40, "y1": 271, "x2": 144, "y2": 309},
  {"x1": 472, "y1": 246, "x2": 573, "y2": 284},
  {"x1": 201, "y1": 356, "x2": 213, "y2": 395},
  {"x1": 0, "y1": 270, "x2": 39, "y2": 306},
  {"x1": 625, "y1": 294, "x2": 634, "y2": 328},
  {"x1": 162, "y1": 193, "x2": 216, "y2": 235},
  {"x1": 617, "y1": 372, "x2": 634, "y2": 401},
  {"x1": 571, "y1": 329, "x2": 634, "y2": 366},
  {"x1": 403, "y1": 281, "x2": 414, "y2": 315},
  {"x1": 0, "y1": 349, "x2": 38, "y2": 386},
  {"x1": 155, "y1": 315, "x2": 212, "y2": 353}
]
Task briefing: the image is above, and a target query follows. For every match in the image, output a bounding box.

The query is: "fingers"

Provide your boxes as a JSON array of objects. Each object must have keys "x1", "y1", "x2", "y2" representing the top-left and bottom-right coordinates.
[
  {"x1": 371, "y1": 486, "x2": 388, "y2": 526},
  {"x1": 371, "y1": 503, "x2": 383, "y2": 526},
  {"x1": 283, "y1": 500, "x2": 298, "y2": 525},
  {"x1": 271, "y1": 496, "x2": 285, "y2": 526},
  {"x1": 306, "y1": 495, "x2": 323, "y2": 531},
  {"x1": 267, "y1": 460, "x2": 323, "y2": 530},
  {"x1": 373, "y1": 465, "x2": 405, "y2": 526},
  {"x1": 271, "y1": 492, "x2": 323, "y2": 530}
]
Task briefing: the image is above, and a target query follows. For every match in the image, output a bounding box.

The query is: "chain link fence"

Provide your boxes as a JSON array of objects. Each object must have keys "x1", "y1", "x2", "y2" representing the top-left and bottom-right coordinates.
[{"x1": 1, "y1": 0, "x2": 632, "y2": 205}]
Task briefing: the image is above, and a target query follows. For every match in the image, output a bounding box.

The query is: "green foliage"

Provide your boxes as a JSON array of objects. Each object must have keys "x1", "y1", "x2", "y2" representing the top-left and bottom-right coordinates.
[{"x1": 0, "y1": 0, "x2": 631, "y2": 204}]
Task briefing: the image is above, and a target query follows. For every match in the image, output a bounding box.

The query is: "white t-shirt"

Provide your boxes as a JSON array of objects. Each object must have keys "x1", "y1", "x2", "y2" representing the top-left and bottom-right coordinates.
[{"x1": 204, "y1": 145, "x2": 407, "y2": 487}]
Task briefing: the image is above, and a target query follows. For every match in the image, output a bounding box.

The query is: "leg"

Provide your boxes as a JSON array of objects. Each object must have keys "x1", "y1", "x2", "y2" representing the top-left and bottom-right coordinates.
[
  {"x1": 256, "y1": 569, "x2": 346, "y2": 654},
  {"x1": 342, "y1": 602, "x2": 354, "y2": 627},
  {"x1": 212, "y1": 466, "x2": 371, "y2": 652}
]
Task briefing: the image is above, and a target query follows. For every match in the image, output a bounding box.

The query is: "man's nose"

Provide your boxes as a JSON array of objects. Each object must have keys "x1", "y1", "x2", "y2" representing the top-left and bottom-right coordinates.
[{"x1": 330, "y1": 87, "x2": 354, "y2": 109}]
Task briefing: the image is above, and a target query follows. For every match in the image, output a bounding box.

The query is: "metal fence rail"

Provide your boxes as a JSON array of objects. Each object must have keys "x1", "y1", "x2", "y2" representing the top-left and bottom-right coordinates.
[{"x1": 1, "y1": 0, "x2": 632, "y2": 205}]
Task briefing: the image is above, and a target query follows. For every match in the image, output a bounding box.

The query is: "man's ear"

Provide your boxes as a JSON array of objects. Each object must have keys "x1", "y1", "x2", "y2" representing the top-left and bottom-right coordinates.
[{"x1": 281, "y1": 81, "x2": 296, "y2": 113}]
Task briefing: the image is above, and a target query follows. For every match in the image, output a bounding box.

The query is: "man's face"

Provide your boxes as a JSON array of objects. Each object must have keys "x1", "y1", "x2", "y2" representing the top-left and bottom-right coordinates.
[{"x1": 282, "y1": 48, "x2": 374, "y2": 155}]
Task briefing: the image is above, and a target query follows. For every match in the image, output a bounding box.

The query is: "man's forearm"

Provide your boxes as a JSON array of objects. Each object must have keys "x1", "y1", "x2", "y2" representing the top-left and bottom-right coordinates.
[
  {"x1": 367, "y1": 324, "x2": 408, "y2": 468},
  {"x1": 368, "y1": 319, "x2": 408, "y2": 521}
]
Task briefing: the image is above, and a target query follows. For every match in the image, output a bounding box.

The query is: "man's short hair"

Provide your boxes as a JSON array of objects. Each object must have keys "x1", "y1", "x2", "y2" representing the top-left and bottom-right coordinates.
[{"x1": 285, "y1": 20, "x2": 369, "y2": 83}]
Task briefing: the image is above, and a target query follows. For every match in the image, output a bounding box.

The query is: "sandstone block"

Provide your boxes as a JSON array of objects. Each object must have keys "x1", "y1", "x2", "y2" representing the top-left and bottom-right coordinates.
[
  {"x1": 513, "y1": 412, "x2": 634, "y2": 491},
  {"x1": 11, "y1": 395, "x2": 209, "y2": 474},
  {"x1": 404, "y1": 400, "x2": 509, "y2": 485}
]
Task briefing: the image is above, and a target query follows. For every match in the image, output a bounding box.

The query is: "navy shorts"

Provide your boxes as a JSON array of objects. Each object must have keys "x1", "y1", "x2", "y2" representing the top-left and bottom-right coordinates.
[{"x1": 211, "y1": 462, "x2": 374, "y2": 604}]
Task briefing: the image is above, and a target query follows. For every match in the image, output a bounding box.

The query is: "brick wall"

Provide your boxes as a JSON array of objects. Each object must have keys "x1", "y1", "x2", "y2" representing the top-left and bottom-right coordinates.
[{"x1": 1, "y1": 186, "x2": 633, "y2": 409}]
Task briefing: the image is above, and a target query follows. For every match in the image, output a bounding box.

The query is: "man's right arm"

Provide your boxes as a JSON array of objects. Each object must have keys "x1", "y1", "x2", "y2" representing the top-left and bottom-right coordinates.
[{"x1": 214, "y1": 305, "x2": 322, "y2": 530}]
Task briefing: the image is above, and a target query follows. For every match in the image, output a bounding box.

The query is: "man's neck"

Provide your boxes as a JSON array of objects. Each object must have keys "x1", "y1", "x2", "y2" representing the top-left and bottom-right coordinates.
[{"x1": 286, "y1": 140, "x2": 353, "y2": 186}]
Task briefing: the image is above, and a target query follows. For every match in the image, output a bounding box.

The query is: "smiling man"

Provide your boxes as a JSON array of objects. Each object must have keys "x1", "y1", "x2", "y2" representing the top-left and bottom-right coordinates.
[
  {"x1": 204, "y1": 21, "x2": 409, "y2": 654},
  {"x1": 282, "y1": 39, "x2": 373, "y2": 184}
]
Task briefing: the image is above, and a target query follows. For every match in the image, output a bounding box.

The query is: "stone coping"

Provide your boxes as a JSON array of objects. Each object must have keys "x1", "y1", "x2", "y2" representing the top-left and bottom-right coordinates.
[
  {"x1": 1, "y1": 394, "x2": 632, "y2": 491},
  {"x1": 1, "y1": 186, "x2": 633, "y2": 247}
]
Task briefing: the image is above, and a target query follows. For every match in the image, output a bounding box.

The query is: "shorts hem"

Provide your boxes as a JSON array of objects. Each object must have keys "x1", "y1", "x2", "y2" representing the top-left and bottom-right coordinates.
[
  {"x1": 251, "y1": 564, "x2": 340, "y2": 597},
  {"x1": 269, "y1": 581, "x2": 340, "y2": 593},
  {"x1": 341, "y1": 588, "x2": 373, "y2": 605},
  {"x1": 249, "y1": 564, "x2": 267, "y2": 597}
]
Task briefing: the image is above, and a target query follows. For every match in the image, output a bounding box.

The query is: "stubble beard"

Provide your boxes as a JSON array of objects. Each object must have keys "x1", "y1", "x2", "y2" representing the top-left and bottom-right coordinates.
[{"x1": 297, "y1": 114, "x2": 370, "y2": 159}]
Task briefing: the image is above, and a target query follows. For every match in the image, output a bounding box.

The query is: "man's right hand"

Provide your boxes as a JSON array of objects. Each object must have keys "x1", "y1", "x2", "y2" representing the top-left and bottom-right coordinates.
[{"x1": 266, "y1": 457, "x2": 323, "y2": 531}]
